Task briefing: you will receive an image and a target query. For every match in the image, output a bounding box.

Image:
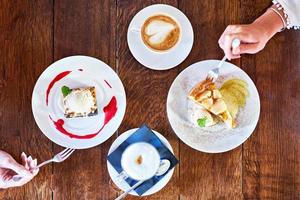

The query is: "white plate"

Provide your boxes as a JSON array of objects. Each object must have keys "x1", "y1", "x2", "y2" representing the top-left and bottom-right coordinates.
[
  {"x1": 107, "y1": 128, "x2": 174, "y2": 196},
  {"x1": 32, "y1": 56, "x2": 126, "y2": 149},
  {"x1": 167, "y1": 60, "x2": 260, "y2": 153},
  {"x1": 127, "y1": 4, "x2": 194, "y2": 70}
]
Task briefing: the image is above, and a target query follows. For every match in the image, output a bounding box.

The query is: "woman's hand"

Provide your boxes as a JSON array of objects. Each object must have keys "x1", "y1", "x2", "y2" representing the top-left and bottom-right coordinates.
[
  {"x1": 219, "y1": 9, "x2": 285, "y2": 60},
  {"x1": 0, "y1": 151, "x2": 39, "y2": 189}
]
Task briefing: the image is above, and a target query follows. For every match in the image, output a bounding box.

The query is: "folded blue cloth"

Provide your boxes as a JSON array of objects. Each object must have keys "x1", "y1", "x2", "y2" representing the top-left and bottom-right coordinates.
[{"x1": 107, "y1": 124, "x2": 179, "y2": 196}]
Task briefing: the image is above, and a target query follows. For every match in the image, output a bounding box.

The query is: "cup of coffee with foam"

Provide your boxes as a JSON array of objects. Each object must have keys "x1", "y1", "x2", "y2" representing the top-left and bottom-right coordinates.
[
  {"x1": 132, "y1": 14, "x2": 181, "y2": 53},
  {"x1": 117, "y1": 142, "x2": 161, "y2": 181}
]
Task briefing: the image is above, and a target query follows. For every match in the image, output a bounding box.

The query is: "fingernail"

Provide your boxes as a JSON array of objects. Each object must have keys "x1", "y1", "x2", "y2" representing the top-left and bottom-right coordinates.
[{"x1": 21, "y1": 152, "x2": 26, "y2": 158}]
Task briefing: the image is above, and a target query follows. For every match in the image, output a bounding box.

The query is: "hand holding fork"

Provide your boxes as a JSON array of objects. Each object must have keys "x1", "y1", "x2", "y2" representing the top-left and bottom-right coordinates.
[
  {"x1": 206, "y1": 38, "x2": 241, "y2": 82},
  {"x1": 12, "y1": 148, "x2": 75, "y2": 181}
]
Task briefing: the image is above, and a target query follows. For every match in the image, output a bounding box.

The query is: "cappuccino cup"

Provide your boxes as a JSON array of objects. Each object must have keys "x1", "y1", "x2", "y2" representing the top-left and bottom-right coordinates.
[
  {"x1": 131, "y1": 13, "x2": 181, "y2": 53},
  {"x1": 118, "y1": 142, "x2": 160, "y2": 181}
]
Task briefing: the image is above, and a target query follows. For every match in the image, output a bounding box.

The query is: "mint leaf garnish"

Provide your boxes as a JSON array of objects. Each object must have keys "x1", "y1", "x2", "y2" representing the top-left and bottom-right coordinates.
[
  {"x1": 61, "y1": 86, "x2": 71, "y2": 97},
  {"x1": 197, "y1": 117, "x2": 207, "y2": 128}
]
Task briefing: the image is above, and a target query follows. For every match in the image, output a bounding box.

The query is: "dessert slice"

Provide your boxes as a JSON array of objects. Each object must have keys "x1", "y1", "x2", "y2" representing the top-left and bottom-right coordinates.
[
  {"x1": 188, "y1": 79, "x2": 235, "y2": 128},
  {"x1": 62, "y1": 86, "x2": 98, "y2": 118},
  {"x1": 190, "y1": 106, "x2": 218, "y2": 128}
]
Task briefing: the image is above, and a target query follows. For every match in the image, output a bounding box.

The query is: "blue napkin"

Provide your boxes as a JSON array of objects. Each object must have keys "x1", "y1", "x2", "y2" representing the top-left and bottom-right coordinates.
[{"x1": 107, "y1": 124, "x2": 179, "y2": 196}]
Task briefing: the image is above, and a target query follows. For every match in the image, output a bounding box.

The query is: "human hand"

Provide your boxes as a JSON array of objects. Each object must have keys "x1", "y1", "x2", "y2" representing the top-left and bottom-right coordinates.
[
  {"x1": 0, "y1": 151, "x2": 39, "y2": 189},
  {"x1": 218, "y1": 9, "x2": 284, "y2": 60}
]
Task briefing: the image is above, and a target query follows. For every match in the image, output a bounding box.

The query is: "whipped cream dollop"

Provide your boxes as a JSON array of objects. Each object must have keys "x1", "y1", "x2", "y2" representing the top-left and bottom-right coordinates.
[
  {"x1": 145, "y1": 20, "x2": 175, "y2": 44},
  {"x1": 189, "y1": 103, "x2": 217, "y2": 127},
  {"x1": 64, "y1": 89, "x2": 95, "y2": 113}
]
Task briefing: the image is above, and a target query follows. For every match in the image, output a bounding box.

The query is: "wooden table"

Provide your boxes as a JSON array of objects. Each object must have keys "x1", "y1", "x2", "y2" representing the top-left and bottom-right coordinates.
[{"x1": 0, "y1": 0, "x2": 299, "y2": 199}]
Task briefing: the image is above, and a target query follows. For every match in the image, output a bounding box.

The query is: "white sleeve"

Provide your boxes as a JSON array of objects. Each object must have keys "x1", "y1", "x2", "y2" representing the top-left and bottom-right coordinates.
[{"x1": 272, "y1": 0, "x2": 300, "y2": 29}]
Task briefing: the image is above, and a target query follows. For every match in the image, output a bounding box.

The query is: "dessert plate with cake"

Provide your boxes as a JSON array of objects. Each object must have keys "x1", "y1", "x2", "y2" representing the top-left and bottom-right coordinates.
[
  {"x1": 32, "y1": 56, "x2": 126, "y2": 149},
  {"x1": 167, "y1": 60, "x2": 260, "y2": 153},
  {"x1": 127, "y1": 4, "x2": 194, "y2": 70}
]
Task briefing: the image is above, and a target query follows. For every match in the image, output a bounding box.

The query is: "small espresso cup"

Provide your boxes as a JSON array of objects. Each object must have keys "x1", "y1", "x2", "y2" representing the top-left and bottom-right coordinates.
[{"x1": 116, "y1": 142, "x2": 160, "y2": 182}]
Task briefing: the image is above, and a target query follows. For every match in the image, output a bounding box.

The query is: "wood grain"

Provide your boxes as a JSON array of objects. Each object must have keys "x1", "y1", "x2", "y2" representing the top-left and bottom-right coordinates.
[
  {"x1": 53, "y1": 0, "x2": 116, "y2": 199},
  {"x1": 116, "y1": 0, "x2": 179, "y2": 199},
  {"x1": 0, "y1": 0, "x2": 53, "y2": 199},
  {"x1": 178, "y1": 1, "x2": 242, "y2": 199},
  {"x1": 0, "y1": 0, "x2": 299, "y2": 199},
  {"x1": 241, "y1": 1, "x2": 300, "y2": 199}
]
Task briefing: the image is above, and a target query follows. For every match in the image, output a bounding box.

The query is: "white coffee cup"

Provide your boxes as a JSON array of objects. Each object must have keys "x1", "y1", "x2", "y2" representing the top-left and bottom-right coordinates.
[
  {"x1": 130, "y1": 13, "x2": 182, "y2": 54},
  {"x1": 118, "y1": 142, "x2": 160, "y2": 181}
]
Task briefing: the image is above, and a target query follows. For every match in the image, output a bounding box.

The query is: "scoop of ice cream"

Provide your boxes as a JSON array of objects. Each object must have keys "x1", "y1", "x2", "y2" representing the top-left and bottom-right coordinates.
[
  {"x1": 190, "y1": 104, "x2": 217, "y2": 127},
  {"x1": 65, "y1": 90, "x2": 95, "y2": 114},
  {"x1": 145, "y1": 20, "x2": 175, "y2": 44}
]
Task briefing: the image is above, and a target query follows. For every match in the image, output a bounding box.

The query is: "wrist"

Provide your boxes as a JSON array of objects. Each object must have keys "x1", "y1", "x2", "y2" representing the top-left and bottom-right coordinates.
[{"x1": 252, "y1": 9, "x2": 284, "y2": 39}]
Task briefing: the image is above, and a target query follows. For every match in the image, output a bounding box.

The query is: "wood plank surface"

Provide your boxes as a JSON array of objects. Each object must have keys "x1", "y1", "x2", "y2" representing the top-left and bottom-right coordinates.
[
  {"x1": 53, "y1": 0, "x2": 117, "y2": 199},
  {"x1": 0, "y1": 0, "x2": 299, "y2": 199},
  {"x1": 0, "y1": 0, "x2": 53, "y2": 199},
  {"x1": 178, "y1": 1, "x2": 242, "y2": 199},
  {"x1": 116, "y1": 1, "x2": 179, "y2": 199},
  {"x1": 241, "y1": 1, "x2": 300, "y2": 199}
]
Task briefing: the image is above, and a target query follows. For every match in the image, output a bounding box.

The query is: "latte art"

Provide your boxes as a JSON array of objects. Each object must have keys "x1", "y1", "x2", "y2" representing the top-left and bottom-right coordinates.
[{"x1": 141, "y1": 14, "x2": 180, "y2": 52}]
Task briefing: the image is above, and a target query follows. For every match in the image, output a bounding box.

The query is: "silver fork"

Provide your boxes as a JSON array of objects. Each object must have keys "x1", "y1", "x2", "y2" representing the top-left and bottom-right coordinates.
[
  {"x1": 206, "y1": 38, "x2": 240, "y2": 82},
  {"x1": 12, "y1": 148, "x2": 75, "y2": 181}
]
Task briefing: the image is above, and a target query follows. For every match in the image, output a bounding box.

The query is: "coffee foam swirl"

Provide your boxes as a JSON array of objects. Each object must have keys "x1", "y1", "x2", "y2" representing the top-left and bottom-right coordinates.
[
  {"x1": 145, "y1": 20, "x2": 176, "y2": 45},
  {"x1": 141, "y1": 14, "x2": 180, "y2": 52}
]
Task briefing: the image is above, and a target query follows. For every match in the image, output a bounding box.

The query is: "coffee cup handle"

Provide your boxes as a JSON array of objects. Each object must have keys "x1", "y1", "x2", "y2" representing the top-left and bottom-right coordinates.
[
  {"x1": 116, "y1": 170, "x2": 129, "y2": 183},
  {"x1": 130, "y1": 27, "x2": 140, "y2": 33}
]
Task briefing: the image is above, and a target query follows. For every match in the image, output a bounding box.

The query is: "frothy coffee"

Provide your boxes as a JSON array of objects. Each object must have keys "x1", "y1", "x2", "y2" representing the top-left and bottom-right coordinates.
[
  {"x1": 141, "y1": 14, "x2": 181, "y2": 52},
  {"x1": 121, "y1": 142, "x2": 160, "y2": 181}
]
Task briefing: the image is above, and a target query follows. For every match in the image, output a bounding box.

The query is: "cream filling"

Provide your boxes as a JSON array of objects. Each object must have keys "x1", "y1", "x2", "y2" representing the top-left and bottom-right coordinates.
[{"x1": 65, "y1": 90, "x2": 94, "y2": 113}]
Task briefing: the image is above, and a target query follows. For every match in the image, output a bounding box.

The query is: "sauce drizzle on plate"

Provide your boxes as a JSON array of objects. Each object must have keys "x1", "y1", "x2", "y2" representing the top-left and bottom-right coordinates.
[
  {"x1": 49, "y1": 96, "x2": 117, "y2": 139},
  {"x1": 46, "y1": 69, "x2": 118, "y2": 139}
]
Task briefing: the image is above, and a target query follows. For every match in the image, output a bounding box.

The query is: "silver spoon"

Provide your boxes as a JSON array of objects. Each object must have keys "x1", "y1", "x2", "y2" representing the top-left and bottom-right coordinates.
[{"x1": 115, "y1": 159, "x2": 171, "y2": 200}]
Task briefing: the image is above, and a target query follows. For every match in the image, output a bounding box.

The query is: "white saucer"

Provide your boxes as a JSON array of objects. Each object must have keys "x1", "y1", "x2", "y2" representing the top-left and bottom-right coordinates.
[
  {"x1": 127, "y1": 4, "x2": 194, "y2": 70},
  {"x1": 107, "y1": 128, "x2": 174, "y2": 196},
  {"x1": 167, "y1": 60, "x2": 260, "y2": 153},
  {"x1": 32, "y1": 56, "x2": 126, "y2": 149}
]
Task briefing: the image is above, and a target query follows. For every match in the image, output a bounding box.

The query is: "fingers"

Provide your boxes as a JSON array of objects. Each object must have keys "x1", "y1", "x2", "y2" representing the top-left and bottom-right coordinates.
[
  {"x1": 31, "y1": 159, "x2": 39, "y2": 175},
  {"x1": 21, "y1": 152, "x2": 29, "y2": 170},
  {"x1": 0, "y1": 152, "x2": 39, "y2": 189},
  {"x1": 21, "y1": 153, "x2": 39, "y2": 174},
  {"x1": 27, "y1": 157, "x2": 39, "y2": 174},
  {"x1": 238, "y1": 43, "x2": 262, "y2": 54},
  {"x1": 219, "y1": 24, "x2": 261, "y2": 59},
  {"x1": 5, "y1": 157, "x2": 31, "y2": 177}
]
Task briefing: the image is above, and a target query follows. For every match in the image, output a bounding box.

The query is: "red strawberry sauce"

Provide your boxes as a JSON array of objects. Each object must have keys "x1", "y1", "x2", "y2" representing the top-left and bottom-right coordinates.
[{"x1": 46, "y1": 69, "x2": 117, "y2": 139}]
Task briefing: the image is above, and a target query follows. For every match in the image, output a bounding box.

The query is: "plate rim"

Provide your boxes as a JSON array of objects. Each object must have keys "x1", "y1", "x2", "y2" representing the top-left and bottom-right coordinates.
[
  {"x1": 107, "y1": 128, "x2": 175, "y2": 196},
  {"x1": 167, "y1": 59, "x2": 261, "y2": 153},
  {"x1": 31, "y1": 55, "x2": 127, "y2": 149},
  {"x1": 127, "y1": 3, "x2": 194, "y2": 70}
]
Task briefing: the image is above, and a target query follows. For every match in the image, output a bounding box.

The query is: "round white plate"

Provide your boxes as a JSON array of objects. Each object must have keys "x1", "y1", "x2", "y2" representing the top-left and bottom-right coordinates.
[
  {"x1": 107, "y1": 128, "x2": 174, "y2": 196},
  {"x1": 32, "y1": 56, "x2": 126, "y2": 149},
  {"x1": 127, "y1": 4, "x2": 194, "y2": 70},
  {"x1": 167, "y1": 60, "x2": 260, "y2": 153}
]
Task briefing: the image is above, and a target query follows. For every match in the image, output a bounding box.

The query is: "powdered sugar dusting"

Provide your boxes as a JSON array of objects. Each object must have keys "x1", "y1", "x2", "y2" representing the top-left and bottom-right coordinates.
[{"x1": 167, "y1": 60, "x2": 260, "y2": 153}]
